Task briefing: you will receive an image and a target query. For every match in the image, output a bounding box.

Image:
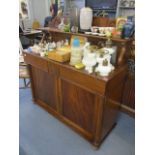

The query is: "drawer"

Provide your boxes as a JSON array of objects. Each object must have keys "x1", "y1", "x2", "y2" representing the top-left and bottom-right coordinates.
[
  {"x1": 23, "y1": 52, "x2": 48, "y2": 72},
  {"x1": 60, "y1": 66, "x2": 106, "y2": 95}
]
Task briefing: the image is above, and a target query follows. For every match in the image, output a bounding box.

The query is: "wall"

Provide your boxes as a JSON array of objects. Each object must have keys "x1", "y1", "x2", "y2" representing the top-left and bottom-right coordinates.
[
  {"x1": 19, "y1": 0, "x2": 50, "y2": 29},
  {"x1": 63, "y1": 0, "x2": 85, "y2": 14},
  {"x1": 19, "y1": 0, "x2": 33, "y2": 30},
  {"x1": 30, "y1": 0, "x2": 49, "y2": 26}
]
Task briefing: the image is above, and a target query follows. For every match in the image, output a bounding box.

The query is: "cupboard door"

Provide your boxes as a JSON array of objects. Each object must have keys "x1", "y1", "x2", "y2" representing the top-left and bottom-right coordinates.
[
  {"x1": 60, "y1": 79, "x2": 95, "y2": 134},
  {"x1": 31, "y1": 66, "x2": 57, "y2": 110}
]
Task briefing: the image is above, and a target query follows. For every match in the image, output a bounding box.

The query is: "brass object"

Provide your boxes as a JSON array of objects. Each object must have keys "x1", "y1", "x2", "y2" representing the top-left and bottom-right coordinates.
[
  {"x1": 102, "y1": 59, "x2": 108, "y2": 66},
  {"x1": 97, "y1": 48, "x2": 105, "y2": 58}
]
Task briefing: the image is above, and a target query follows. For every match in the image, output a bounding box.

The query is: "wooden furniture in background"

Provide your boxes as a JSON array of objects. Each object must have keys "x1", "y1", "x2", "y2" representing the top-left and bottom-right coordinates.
[
  {"x1": 92, "y1": 17, "x2": 116, "y2": 27},
  {"x1": 122, "y1": 39, "x2": 135, "y2": 117}
]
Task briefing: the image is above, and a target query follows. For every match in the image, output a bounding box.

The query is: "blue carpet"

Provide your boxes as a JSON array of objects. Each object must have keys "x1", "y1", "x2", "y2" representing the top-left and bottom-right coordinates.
[{"x1": 19, "y1": 83, "x2": 135, "y2": 155}]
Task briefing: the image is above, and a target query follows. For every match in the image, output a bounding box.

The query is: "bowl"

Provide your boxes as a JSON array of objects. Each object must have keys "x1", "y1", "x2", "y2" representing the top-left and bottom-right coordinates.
[
  {"x1": 99, "y1": 27, "x2": 105, "y2": 34},
  {"x1": 91, "y1": 26, "x2": 99, "y2": 33}
]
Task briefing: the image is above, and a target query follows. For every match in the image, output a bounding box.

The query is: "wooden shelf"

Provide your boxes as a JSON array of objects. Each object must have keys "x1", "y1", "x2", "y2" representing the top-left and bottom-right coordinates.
[
  {"x1": 119, "y1": 6, "x2": 135, "y2": 9},
  {"x1": 38, "y1": 27, "x2": 133, "y2": 43}
]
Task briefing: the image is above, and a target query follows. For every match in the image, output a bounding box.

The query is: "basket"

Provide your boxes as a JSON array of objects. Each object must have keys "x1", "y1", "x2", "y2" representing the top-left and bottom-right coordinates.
[{"x1": 48, "y1": 46, "x2": 71, "y2": 62}]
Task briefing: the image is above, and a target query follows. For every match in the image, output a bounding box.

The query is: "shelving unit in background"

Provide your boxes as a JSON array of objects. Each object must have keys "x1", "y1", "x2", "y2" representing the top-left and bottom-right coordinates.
[
  {"x1": 118, "y1": 7, "x2": 135, "y2": 17},
  {"x1": 116, "y1": 0, "x2": 135, "y2": 17}
]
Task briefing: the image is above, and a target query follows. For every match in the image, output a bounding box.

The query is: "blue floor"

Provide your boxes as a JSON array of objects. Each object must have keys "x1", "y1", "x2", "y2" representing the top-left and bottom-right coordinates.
[{"x1": 19, "y1": 82, "x2": 135, "y2": 155}]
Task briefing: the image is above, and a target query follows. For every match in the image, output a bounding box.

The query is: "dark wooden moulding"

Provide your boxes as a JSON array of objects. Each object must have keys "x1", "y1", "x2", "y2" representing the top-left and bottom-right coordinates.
[{"x1": 23, "y1": 29, "x2": 132, "y2": 148}]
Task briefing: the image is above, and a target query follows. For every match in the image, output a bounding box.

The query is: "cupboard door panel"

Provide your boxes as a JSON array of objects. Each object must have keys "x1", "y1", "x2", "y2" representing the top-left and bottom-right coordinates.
[
  {"x1": 61, "y1": 80, "x2": 95, "y2": 133},
  {"x1": 31, "y1": 66, "x2": 57, "y2": 110},
  {"x1": 122, "y1": 75, "x2": 135, "y2": 108}
]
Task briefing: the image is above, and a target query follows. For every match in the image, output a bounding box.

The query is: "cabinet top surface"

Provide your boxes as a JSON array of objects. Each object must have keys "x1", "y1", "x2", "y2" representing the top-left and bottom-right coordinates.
[{"x1": 24, "y1": 51, "x2": 127, "y2": 83}]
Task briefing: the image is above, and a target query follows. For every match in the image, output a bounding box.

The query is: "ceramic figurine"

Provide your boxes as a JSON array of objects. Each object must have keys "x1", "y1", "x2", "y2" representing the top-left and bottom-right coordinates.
[
  {"x1": 51, "y1": 42, "x2": 56, "y2": 49},
  {"x1": 56, "y1": 41, "x2": 62, "y2": 48},
  {"x1": 40, "y1": 52, "x2": 45, "y2": 57},
  {"x1": 83, "y1": 42, "x2": 90, "y2": 57},
  {"x1": 71, "y1": 26, "x2": 78, "y2": 33},
  {"x1": 58, "y1": 18, "x2": 65, "y2": 31},
  {"x1": 64, "y1": 39, "x2": 69, "y2": 46},
  {"x1": 45, "y1": 43, "x2": 49, "y2": 51}
]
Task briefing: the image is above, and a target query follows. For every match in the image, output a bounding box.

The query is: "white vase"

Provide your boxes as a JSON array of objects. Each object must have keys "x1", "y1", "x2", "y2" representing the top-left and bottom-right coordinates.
[
  {"x1": 82, "y1": 52, "x2": 96, "y2": 74},
  {"x1": 58, "y1": 18, "x2": 65, "y2": 31},
  {"x1": 80, "y1": 7, "x2": 93, "y2": 30}
]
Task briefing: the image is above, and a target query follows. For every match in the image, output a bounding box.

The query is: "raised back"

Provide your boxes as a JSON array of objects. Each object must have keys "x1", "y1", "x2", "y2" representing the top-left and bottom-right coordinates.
[{"x1": 92, "y1": 17, "x2": 116, "y2": 27}]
